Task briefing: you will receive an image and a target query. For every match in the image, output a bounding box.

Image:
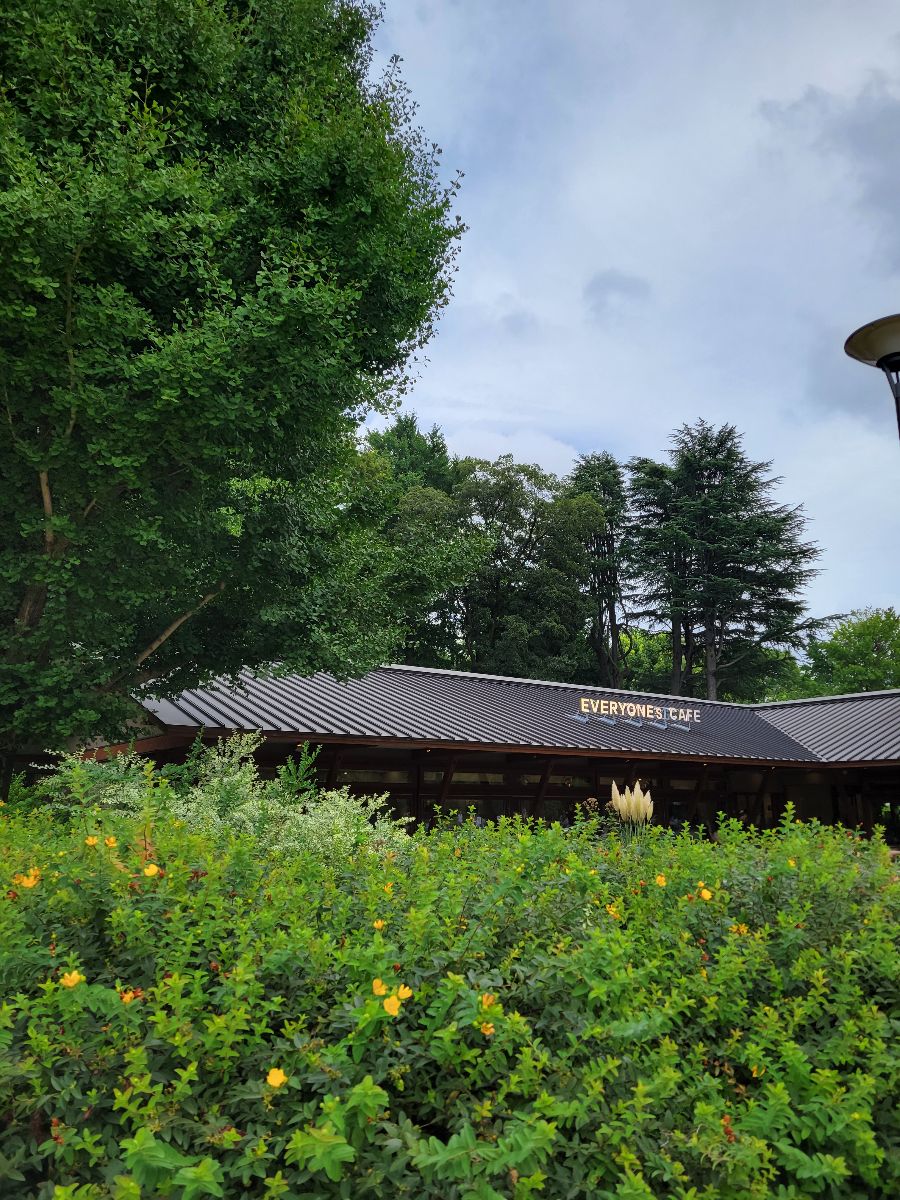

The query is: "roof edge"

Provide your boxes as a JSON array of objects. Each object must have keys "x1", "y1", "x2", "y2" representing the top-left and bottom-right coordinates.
[
  {"x1": 380, "y1": 664, "x2": 900, "y2": 711},
  {"x1": 755, "y1": 687, "x2": 900, "y2": 709}
]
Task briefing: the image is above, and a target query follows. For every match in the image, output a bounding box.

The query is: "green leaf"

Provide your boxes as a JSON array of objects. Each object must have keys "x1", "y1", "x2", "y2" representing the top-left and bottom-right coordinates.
[
  {"x1": 285, "y1": 1122, "x2": 357, "y2": 1182},
  {"x1": 173, "y1": 1156, "x2": 226, "y2": 1199}
]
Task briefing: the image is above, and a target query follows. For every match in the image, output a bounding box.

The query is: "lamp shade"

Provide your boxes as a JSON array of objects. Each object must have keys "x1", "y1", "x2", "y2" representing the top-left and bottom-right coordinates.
[{"x1": 844, "y1": 314, "x2": 900, "y2": 368}]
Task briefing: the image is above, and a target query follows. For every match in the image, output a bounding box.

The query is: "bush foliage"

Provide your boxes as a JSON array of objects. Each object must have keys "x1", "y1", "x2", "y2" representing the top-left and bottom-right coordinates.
[
  {"x1": 1, "y1": 783, "x2": 898, "y2": 1199},
  {"x1": 30, "y1": 737, "x2": 411, "y2": 865}
]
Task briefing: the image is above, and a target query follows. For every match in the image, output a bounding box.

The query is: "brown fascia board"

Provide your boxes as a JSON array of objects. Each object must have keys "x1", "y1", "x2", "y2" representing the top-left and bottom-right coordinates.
[
  {"x1": 86, "y1": 732, "x2": 198, "y2": 760},
  {"x1": 108, "y1": 727, "x2": 900, "y2": 771}
]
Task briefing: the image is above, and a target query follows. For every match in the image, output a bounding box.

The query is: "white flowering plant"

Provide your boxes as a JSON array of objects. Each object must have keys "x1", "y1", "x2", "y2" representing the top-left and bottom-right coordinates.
[
  {"x1": 608, "y1": 779, "x2": 653, "y2": 825},
  {"x1": 28, "y1": 734, "x2": 411, "y2": 865}
]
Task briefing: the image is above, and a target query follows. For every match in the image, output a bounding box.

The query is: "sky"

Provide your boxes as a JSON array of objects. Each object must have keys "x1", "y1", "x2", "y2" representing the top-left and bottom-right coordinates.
[{"x1": 371, "y1": 0, "x2": 900, "y2": 619}]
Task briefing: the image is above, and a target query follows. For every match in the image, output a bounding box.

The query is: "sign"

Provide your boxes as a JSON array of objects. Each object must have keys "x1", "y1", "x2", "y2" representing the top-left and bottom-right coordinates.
[{"x1": 578, "y1": 697, "x2": 701, "y2": 724}]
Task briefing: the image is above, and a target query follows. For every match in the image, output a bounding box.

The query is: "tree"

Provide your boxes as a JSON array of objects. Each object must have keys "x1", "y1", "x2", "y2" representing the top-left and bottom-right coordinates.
[
  {"x1": 783, "y1": 608, "x2": 900, "y2": 697},
  {"x1": 385, "y1": 453, "x2": 593, "y2": 679},
  {"x1": 627, "y1": 458, "x2": 693, "y2": 694},
  {"x1": 0, "y1": 0, "x2": 462, "y2": 772},
  {"x1": 563, "y1": 453, "x2": 630, "y2": 688},
  {"x1": 368, "y1": 413, "x2": 458, "y2": 494},
  {"x1": 629, "y1": 422, "x2": 820, "y2": 700}
]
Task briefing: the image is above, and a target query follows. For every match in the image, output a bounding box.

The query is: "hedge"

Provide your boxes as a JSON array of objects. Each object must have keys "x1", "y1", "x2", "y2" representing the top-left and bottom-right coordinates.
[{"x1": 1, "y1": 804, "x2": 898, "y2": 1198}]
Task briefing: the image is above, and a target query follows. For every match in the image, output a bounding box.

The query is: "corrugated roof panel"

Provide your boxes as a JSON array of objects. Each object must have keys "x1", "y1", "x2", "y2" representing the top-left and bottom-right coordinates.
[
  {"x1": 757, "y1": 691, "x2": 900, "y2": 762},
  {"x1": 138, "y1": 666, "x2": 828, "y2": 763},
  {"x1": 138, "y1": 667, "x2": 900, "y2": 764}
]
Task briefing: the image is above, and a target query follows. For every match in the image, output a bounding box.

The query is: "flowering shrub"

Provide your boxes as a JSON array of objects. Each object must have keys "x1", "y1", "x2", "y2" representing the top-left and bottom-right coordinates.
[
  {"x1": 26, "y1": 737, "x2": 411, "y2": 865},
  {"x1": 1, "y1": 805, "x2": 898, "y2": 1198}
]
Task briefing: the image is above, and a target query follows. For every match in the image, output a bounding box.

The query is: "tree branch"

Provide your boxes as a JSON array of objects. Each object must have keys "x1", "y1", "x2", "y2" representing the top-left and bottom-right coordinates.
[
  {"x1": 63, "y1": 245, "x2": 83, "y2": 437},
  {"x1": 133, "y1": 581, "x2": 226, "y2": 669},
  {"x1": 38, "y1": 469, "x2": 55, "y2": 552}
]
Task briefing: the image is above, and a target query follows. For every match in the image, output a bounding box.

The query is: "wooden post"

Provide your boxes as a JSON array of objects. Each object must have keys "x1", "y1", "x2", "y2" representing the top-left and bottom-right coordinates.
[
  {"x1": 532, "y1": 757, "x2": 555, "y2": 821},
  {"x1": 325, "y1": 747, "x2": 341, "y2": 790},
  {"x1": 750, "y1": 767, "x2": 773, "y2": 828},
  {"x1": 438, "y1": 756, "x2": 457, "y2": 808},
  {"x1": 411, "y1": 751, "x2": 424, "y2": 827}
]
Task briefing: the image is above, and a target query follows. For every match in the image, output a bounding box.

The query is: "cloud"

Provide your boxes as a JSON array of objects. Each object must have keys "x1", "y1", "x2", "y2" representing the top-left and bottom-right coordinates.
[
  {"x1": 372, "y1": 0, "x2": 900, "y2": 618},
  {"x1": 763, "y1": 71, "x2": 900, "y2": 268},
  {"x1": 583, "y1": 269, "x2": 651, "y2": 320}
]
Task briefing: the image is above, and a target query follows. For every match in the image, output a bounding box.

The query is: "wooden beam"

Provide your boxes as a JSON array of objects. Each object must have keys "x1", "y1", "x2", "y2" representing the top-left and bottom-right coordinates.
[
  {"x1": 86, "y1": 733, "x2": 197, "y2": 760},
  {"x1": 185, "y1": 729, "x2": 859, "y2": 769}
]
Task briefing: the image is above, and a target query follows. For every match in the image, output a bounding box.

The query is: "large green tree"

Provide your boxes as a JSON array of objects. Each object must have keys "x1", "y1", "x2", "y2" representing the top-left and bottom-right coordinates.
[
  {"x1": 805, "y1": 608, "x2": 900, "y2": 694},
  {"x1": 563, "y1": 452, "x2": 630, "y2": 688},
  {"x1": 0, "y1": 0, "x2": 462, "y2": 768},
  {"x1": 629, "y1": 422, "x2": 821, "y2": 700},
  {"x1": 769, "y1": 608, "x2": 900, "y2": 699},
  {"x1": 366, "y1": 415, "x2": 487, "y2": 667}
]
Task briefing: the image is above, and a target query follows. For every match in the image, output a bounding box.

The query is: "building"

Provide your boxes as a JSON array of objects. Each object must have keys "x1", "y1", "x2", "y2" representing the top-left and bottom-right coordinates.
[{"x1": 123, "y1": 665, "x2": 900, "y2": 833}]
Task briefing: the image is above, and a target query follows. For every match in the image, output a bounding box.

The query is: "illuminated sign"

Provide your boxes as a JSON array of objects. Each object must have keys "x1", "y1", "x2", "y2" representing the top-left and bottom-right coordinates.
[{"x1": 578, "y1": 697, "x2": 701, "y2": 724}]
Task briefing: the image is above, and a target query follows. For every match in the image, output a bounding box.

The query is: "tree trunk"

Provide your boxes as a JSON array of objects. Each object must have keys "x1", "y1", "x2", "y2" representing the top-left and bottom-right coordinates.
[
  {"x1": 670, "y1": 616, "x2": 683, "y2": 694},
  {"x1": 704, "y1": 620, "x2": 718, "y2": 701},
  {"x1": 607, "y1": 599, "x2": 621, "y2": 689},
  {"x1": 0, "y1": 755, "x2": 15, "y2": 803}
]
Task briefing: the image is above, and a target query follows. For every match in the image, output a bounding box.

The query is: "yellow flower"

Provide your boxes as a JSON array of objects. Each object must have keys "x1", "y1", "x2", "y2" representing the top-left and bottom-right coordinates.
[
  {"x1": 383, "y1": 995, "x2": 401, "y2": 1016},
  {"x1": 454, "y1": 848, "x2": 462, "y2": 857},
  {"x1": 105, "y1": 836, "x2": 117, "y2": 848},
  {"x1": 60, "y1": 970, "x2": 85, "y2": 988},
  {"x1": 730, "y1": 922, "x2": 749, "y2": 936},
  {"x1": 655, "y1": 874, "x2": 667, "y2": 887},
  {"x1": 397, "y1": 984, "x2": 413, "y2": 1001},
  {"x1": 751, "y1": 1064, "x2": 766, "y2": 1078},
  {"x1": 699, "y1": 888, "x2": 713, "y2": 901},
  {"x1": 120, "y1": 989, "x2": 136, "y2": 1004},
  {"x1": 480, "y1": 993, "x2": 496, "y2": 1008},
  {"x1": 266, "y1": 1067, "x2": 288, "y2": 1088},
  {"x1": 372, "y1": 978, "x2": 388, "y2": 996},
  {"x1": 13, "y1": 867, "x2": 40, "y2": 888},
  {"x1": 700, "y1": 966, "x2": 708, "y2": 979},
  {"x1": 787, "y1": 858, "x2": 796, "y2": 868},
  {"x1": 372, "y1": 919, "x2": 385, "y2": 931},
  {"x1": 143, "y1": 863, "x2": 160, "y2": 877},
  {"x1": 480, "y1": 1022, "x2": 495, "y2": 1037},
  {"x1": 84, "y1": 836, "x2": 98, "y2": 847},
  {"x1": 605, "y1": 903, "x2": 621, "y2": 920},
  {"x1": 383, "y1": 882, "x2": 394, "y2": 894},
  {"x1": 697, "y1": 880, "x2": 705, "y2": 888}
]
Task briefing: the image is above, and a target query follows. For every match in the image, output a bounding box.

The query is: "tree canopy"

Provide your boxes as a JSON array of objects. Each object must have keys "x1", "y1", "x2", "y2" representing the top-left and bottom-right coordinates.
[
  {"x1": 0, "y1": 0, "x2": 462, "y2": 763},
  {"x1": 369, "y1": 414, "x2": 834, "y2": 702},
  {"x1": 767, "y1": 608, "x2": 900, "y2": 699},
  {"x1": 629, "y1": 422, "x2": 821, "y2": 700}
]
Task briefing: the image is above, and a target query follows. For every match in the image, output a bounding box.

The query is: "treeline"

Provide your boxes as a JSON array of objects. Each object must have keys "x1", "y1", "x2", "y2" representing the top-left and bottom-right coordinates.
[{"x1": 368, "y1": 415, "x2": 899, "y2": 702}]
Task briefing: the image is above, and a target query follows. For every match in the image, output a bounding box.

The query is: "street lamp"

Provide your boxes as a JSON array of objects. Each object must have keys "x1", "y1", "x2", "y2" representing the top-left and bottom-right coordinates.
[{"x1": 844, "y1": 314, "x2": 900, "y2": 440}]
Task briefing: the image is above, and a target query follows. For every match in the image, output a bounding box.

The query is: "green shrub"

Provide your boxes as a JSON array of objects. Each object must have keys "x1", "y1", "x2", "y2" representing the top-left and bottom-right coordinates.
[
  {"x1": 1, "y1": 803, "x2": 898, "y2": 1199},
  {"x1": 28, "y1": 737, "x2": 411, "y2": 865}
]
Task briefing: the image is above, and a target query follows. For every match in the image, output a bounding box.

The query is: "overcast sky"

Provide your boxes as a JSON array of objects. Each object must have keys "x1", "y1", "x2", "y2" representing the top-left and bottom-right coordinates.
[{"x1": 372, "y1": 0, "x2": 900, "y2": 619}]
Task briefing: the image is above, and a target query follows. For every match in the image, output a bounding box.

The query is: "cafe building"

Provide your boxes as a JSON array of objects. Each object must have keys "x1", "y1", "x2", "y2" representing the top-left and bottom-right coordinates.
[{"x1": 128, "y1": 665, "x2": 900, "y2": 833}]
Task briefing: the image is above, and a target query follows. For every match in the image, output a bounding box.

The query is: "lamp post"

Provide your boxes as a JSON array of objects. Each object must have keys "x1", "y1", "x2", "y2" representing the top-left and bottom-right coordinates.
[{"x1": 844, "y1": 314, "x2": 900, "y2": 441}]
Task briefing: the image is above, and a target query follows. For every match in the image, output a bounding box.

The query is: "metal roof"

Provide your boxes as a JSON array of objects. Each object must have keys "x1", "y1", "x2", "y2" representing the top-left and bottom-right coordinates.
[
  {"x1": 756, "y1": 690, "x2": 900, "y2": 763},
  {"x1": 139, "y1": 664, "x2": 900, "y2": 765}
]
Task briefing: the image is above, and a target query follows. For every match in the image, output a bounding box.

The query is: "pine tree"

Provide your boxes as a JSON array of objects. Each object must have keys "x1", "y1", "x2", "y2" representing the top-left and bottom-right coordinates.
[{"x1": 629, "y1": 422, "x2": 820, "y2": 700}]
